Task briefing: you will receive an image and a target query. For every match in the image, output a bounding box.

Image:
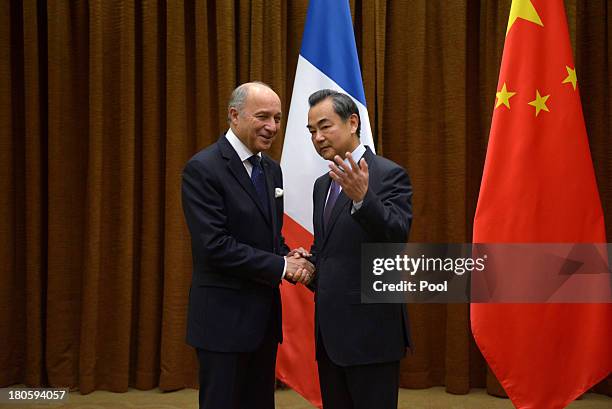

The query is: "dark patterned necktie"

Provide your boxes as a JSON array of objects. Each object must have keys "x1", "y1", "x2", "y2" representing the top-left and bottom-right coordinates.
[
  {"x1": 248, "y1": 155, "x2": 269, "y2": 212},
  {"x1": 323, "y1": 179, "x2": 340, "y2": 231}
]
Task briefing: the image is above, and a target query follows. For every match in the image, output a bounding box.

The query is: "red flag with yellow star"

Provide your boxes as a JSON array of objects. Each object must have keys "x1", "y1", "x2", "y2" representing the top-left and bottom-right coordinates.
[{"x1": 472, "y1": 0, "x2": 612, "y2": 408}]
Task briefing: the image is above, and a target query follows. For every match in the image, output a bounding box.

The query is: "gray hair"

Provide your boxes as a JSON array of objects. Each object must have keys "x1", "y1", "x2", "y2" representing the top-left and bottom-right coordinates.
[
  {"x1": 227, "y1": 81, "x2": 274, "y2": 121},
  {"x1": 308, "y1": 89, "x2": 361, "y2": 138}
]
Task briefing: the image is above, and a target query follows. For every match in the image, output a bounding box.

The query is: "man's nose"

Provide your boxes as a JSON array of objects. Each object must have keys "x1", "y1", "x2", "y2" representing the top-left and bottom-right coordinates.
[
  {"x1": 263, "y1": 118, "x2": 277, "y2": 131},
  {"x1": 313, "y1": 130, "x2": 325, "y2": 142}
]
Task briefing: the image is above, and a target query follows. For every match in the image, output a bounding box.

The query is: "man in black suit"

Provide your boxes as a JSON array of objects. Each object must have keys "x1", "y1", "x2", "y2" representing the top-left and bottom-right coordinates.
[
  {"x1": 181, "y1": 82, "x2": 314, "y2": 409},
  {"x1": 305, "y1": 89, "x2": 413, "y2": 409}
]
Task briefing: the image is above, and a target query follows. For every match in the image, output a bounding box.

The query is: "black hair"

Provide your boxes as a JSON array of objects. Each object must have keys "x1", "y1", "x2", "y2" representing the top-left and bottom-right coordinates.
[{"x1": 308, "y1": 89, "x2": 361, "y2": 138}]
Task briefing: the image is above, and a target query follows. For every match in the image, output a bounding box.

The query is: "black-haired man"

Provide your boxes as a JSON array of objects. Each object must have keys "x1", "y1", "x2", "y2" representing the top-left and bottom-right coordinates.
[{"x1": 306, "y1": 89, "x2": 413, "y2": 409}]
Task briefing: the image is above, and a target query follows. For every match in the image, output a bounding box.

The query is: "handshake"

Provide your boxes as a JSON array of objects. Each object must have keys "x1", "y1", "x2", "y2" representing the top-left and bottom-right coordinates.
[{"x1": 284, "y1": 247, "x2": 315, "y2": 285}]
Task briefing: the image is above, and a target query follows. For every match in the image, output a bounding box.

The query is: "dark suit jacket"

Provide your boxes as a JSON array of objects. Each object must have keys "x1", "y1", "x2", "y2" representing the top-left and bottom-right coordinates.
[
  {"x1": 311, "y1": 147, "x2": 413, "y2": 367},
  {"x1": 181, "y1": 134, "x2": 289, "y2": 352}
]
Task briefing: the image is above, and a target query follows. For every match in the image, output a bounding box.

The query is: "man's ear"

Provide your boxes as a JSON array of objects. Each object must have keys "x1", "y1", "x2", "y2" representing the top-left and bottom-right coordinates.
[
  {"x1": 349, "y1": 113, "x2": 359, "y2": 134},
  {"x1": 228, "y1": 107, "x2": 239, "y2": 125}
]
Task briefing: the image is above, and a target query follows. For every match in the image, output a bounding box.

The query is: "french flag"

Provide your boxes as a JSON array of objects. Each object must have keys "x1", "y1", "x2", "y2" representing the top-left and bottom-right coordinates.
[{"x1": 276, "y1": 1, "x2": 374, "y2": 407}]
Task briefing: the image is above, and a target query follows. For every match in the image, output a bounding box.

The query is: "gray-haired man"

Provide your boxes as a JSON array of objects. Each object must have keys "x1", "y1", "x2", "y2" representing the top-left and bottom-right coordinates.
[{"x1": 182, "y1": 82, "x2": 314, "y2": 409}]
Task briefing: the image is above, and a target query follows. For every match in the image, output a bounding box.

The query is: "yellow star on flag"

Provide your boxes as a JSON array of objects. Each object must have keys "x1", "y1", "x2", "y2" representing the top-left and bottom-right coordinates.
[
  {"x1": 562, "y1": 66, "x2": 577, "y2": 90},
  {"x1": 507, "y1": 0, "x2": 544, "y2": 35},
  {"x1": 495, "y1": 83, "x2": 517, "y2": 109},
  {"x1": 528, "y1": 90, "x2": 550, "y2": 116}
]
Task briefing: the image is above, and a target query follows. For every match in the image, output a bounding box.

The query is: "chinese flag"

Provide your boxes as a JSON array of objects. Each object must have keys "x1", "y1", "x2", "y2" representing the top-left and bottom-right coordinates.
[{"x1": 472, "y1": 1, "x2": 612, "y2": 408}]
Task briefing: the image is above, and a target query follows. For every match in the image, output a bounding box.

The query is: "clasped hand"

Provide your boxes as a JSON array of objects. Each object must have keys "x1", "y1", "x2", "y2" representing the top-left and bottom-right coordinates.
[{"x1": 284, "y1": 247, "x2": 314, "y2": 284}]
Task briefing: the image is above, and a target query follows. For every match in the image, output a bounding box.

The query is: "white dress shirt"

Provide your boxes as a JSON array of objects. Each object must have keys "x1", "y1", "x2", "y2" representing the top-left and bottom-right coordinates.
[
  {"x1": 225, "y1": 128, "x2": 288, "y2": 278},
  {"x1": 225, "y1": 128, "x2": 260, "y2": 177}
]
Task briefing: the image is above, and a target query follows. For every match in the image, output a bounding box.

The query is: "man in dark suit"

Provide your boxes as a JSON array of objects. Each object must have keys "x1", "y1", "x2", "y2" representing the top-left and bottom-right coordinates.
[
  {"x1": 181, "y1": 82, "x2": 314, "y2": 409},
  {"x1": 305, "y1": 89, "x2": 413, "y2": 409}
]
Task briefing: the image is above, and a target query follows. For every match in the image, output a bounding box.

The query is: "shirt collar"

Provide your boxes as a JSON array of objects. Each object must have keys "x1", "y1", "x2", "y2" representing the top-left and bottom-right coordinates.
[
  {"x1": 351, "y1": 143, "x2": 366, "y2": 162},
  {"x1": 335, "y1": 143, "x2": 366, "y2": 167},
  {"x1": 225, "y1": 128, "x2": 261, "y2": 162},
  {"x1": 333, "y1": 143, "x2": 367, "y2": 180}
]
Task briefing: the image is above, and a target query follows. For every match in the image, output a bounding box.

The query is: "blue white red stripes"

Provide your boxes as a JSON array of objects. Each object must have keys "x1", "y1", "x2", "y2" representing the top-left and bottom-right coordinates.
[{"x1": 277, "y1": 1, "x2": 373, "y2": 407}]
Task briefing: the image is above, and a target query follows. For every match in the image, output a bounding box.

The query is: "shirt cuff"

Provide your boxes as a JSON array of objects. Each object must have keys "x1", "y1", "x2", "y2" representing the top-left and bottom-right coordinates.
[
  {"x1": 281, "y1": 257, "x2": 287, "y2": 279},
  {"x1": 351, "y1": 200, "x2": 364, "y2": 214}
]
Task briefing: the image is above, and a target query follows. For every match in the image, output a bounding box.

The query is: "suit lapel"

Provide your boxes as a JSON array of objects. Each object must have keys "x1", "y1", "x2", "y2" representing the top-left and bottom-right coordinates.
[
  {"x1": 262, "y1": 159, "x2": 275, "y2": 228},
  {"x1": 321, "y1": 190, "x2": 350, "y2": 248},
  {"x1": 219, "y1": 135, "x2": 271, "y2": 225},
  {"x1": 314, "y1": 177, "x2": 329, "y2": 240},
  {"x1": 317, "y1": 174, "x2": 350, "y2": 249}
]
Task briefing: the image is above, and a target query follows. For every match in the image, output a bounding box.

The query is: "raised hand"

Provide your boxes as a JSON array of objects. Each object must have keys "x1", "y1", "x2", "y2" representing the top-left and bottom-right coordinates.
[{"x1": 329, "y1": 152, "x2": 369, "y2": 203}]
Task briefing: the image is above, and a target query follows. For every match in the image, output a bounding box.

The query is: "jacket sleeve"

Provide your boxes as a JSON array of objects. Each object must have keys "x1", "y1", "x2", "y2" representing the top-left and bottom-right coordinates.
[
  {"x1": 181, "y1": 159, "x2": 285, "y2": 287},
  {"x1": 351, "y1": 165, "x2": 413, "y2": 242}
]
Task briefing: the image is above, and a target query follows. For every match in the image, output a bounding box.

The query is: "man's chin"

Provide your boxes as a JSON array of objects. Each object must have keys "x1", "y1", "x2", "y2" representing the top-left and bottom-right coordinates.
[
  {"x1": 318, "y1": 148, "x2": 336, "y2": 161},
  {"x1": 256, "y1": 139, "x2": 274, "y2": 151}
]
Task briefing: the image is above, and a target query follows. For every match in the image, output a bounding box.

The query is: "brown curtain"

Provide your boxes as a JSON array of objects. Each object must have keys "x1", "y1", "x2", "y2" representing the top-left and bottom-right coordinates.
[{"x1": 1, "y1": 0, "x2": 610, "y2": 397}]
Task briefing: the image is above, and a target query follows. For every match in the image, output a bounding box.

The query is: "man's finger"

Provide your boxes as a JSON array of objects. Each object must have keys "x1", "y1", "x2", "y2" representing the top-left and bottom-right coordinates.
[
  {"x1": 333, "y1": 155, "x2": 353, "y2": 175},
  {"x1": 289, "y1": 247, "x2": 311, "y2": 258},
  {"x1": 347, "y1": 152, "x2": 360, "y2": 172},
  {"x1": 329, "y1": 163, "x2": 345, "y2": 180},
  {"x1": 359, "y1": 158, "x2": 368, "y2": 173},
  {"x1": 302, "y1": 261, "x2": 315, "y2": 274},
  {"x1": 329, "y1": 160, "x2": 344, "y2": 173},
  {"x1": 302, "y1": 260, "x2": 315, "y2": 274},
  {"x1": 293, "y1": 268, "x2": 304, "y2": 281},
  {"x1": 300, "y1": 270, "x2": 312, "y2": 284},
  {"x1": 295, "y1": 247, "x2": 310, "y2": 257}
]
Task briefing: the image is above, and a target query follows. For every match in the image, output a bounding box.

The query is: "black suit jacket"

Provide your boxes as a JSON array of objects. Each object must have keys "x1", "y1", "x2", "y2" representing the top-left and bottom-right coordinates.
[
  {"x1": 311, "y1": 147, "x2": 413, "y2": 366},
  {"x1": 182, "y1": 134, "x2": 289, "y2": 352}
]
